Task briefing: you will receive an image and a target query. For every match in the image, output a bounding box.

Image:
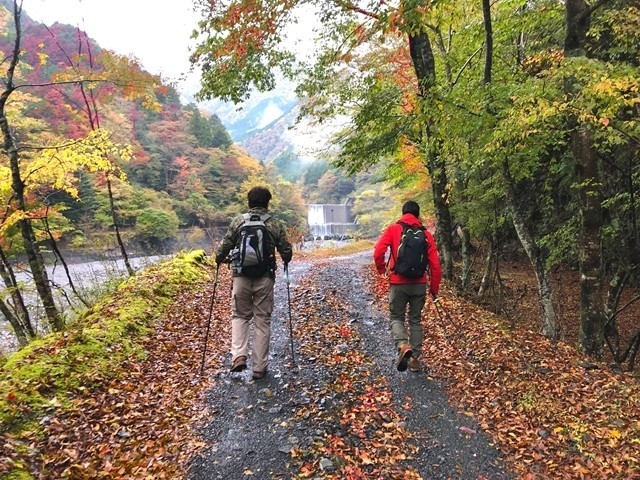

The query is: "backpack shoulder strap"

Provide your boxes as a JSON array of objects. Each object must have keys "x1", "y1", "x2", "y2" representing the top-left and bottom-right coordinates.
[
  {"x1": 233, "y1": 213, "x2": 253, "y2": 243},
  {"x1": 389, "y1": 222, "x2": 407, "y2": 265},
  {"x1": 260, "y1": 214, "x2": 276, "y2": 247}
]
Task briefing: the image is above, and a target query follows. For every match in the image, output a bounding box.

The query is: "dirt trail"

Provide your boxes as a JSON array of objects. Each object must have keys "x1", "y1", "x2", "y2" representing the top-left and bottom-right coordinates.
[{"x1": 188, "y1": 251, "x2": 513, "y2": 479}]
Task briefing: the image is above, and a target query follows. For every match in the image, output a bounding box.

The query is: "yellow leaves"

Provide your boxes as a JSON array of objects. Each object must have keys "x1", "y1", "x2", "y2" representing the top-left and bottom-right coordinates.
[
  {"x1": 37, "y1": 52, "x2": 49, "y2": 66},
  {"x1": 397, "y1": 138, "x2": 427, "y2": 176},
  {"x1": 0, "y1": 6, "x2": 9, "y2": 36},
  {"x1": 27, "y1": 129, "x2": 130, "y2": 199},
  {"x1": 0, "y1": 209, "x2": 28, "y2": 236},
  {"x1": 0, "y1": 129, "x2": 133, "y2": 237},
  {"x1": 51, "y1": 50, "x2": 163, "y2": 113},
  {"x1": 582, "y1": 75, "x2": 640, "y2": 123},
  {"x1": 233, "y1": 146, "x2": 262, "y2": 174}
]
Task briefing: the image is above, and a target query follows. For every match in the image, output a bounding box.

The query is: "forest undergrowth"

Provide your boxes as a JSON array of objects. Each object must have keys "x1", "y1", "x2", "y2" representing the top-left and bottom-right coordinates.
[{"x1": 365, "y1": 256, "x2": 640, "y2": 479}]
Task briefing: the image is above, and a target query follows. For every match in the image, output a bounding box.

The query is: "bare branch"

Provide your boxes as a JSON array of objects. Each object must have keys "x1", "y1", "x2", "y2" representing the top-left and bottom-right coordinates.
[{"x1": 450, "y1": 46, "x2": 483, "y2": 89}]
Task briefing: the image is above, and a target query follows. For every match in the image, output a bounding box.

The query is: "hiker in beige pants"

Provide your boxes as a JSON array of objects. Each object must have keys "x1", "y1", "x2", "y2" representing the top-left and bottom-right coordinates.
[
  {"x1": 215, "y1": 186, "x2": 293, "y2": 380},
  {"x1": 231, "y1": 275, "x2": 275, "y2": 375}
]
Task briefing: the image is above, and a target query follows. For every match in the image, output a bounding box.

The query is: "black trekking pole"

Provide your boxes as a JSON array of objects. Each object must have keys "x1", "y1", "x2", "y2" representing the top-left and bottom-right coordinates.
[
  {"x1": 432, "y1": 297, "x2": 453, "y2": 345},
  {"x1": 433, "y1": 296, "x2": 462, "y2": 341},
  {"x1": 200, "y1": 263, "x2": 220, "y2": 377},
  {"x1": 284, "y1": 263, "x2": 296, "y2": 366}
]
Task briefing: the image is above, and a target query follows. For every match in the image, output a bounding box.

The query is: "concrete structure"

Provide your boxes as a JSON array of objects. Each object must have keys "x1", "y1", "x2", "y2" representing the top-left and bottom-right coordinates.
[{"x1": 307, "y1": 199, "x2": 358, "y2": 238}]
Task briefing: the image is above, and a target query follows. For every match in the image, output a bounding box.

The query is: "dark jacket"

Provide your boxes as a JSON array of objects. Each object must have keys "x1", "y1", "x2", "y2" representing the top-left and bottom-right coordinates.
[
  {"x1": 373, "y1": 213, "x2": 442, "y2": 295},
  {"x1": 215, "y1": 207, "x2": 293, "y2": 276}
]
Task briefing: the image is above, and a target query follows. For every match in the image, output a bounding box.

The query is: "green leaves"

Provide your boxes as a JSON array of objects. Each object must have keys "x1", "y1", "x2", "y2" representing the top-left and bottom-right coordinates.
[{"x1": 192, "y1": 0, "x2": 300, "y2": 103}]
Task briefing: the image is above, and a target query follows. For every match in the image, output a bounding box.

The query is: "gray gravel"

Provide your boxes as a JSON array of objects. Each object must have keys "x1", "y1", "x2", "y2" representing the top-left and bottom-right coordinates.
[{"x1": 188, "y1": 251, "x2": 513, "y2": 479}]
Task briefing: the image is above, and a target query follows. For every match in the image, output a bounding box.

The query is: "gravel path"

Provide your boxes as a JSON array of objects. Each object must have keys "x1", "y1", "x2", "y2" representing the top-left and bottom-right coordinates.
[{"x1": 188, "y1": 251, "x2": 513, "y2": 479}]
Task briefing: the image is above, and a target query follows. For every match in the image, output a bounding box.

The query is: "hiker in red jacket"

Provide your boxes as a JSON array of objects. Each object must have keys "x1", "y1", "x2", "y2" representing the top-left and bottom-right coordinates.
[{"x1": 373, "y1": 200, "x2": 442, "y2": 372}]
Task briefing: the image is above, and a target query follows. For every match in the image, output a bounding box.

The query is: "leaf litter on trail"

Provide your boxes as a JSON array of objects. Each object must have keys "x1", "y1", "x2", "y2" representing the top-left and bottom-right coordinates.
[
  {"x1": 365, "y1": 264, "x2": 640, "y2": 479},
  {"x1": 6, "y1": 266, "x2": 232, "y2": 480},
  {"x1": 286, "y1": 262, "x2": 422, "y2": 479},
  {"x1": 7, "y1": 253, "x2": 638, "y2": 479}
]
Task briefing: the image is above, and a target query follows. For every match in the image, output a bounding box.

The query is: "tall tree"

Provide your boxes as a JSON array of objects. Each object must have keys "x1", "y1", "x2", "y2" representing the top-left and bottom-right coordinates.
[
  {"x1": 564, "y1": 0, "x2": 610, "y2": 357},
  {"x1": 0, "y1": 0, "x2": 63, "y2": 330},
  {"x1": 482, "y1": 0, "x2": 560, "y2": 338}
]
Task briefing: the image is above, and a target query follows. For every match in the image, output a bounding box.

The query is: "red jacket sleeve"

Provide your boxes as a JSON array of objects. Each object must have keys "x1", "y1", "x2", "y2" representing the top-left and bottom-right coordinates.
[
  {"x1": 426, "y1": 231, "x2": 442, "y2": 295},
  {"x1": 373, "y1": 226, "x2": 394, "y2": 274}
]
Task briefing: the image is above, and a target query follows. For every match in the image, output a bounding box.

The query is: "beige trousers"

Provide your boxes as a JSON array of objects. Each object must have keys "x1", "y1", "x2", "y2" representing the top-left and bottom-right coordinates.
[{"x1": 231, "y1": 275, "x2": 275, "y2": 372}]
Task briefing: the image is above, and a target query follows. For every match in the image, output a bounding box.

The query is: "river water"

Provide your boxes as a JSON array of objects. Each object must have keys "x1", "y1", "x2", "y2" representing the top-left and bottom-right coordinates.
[{"x1": 0, "y1": 255, "x2": 169, "y2": 355}]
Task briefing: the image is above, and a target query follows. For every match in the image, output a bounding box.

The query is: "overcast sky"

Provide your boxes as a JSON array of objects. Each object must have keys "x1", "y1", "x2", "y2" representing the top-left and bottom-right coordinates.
[
  {"x1": 27, "y1": 0, "x2": 317, "y2": 99},
  {"x1": 25, "y1": 0, "x2": 333, "y2": 154},
  {"x1": 27, "y1": 0, "x2": 201, "y2": 93}
]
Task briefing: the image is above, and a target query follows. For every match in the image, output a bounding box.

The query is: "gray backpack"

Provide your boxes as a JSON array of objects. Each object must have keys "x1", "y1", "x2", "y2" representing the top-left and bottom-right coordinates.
[{"x1": 232, "y1": 213, "x2": 273, "y2": 276}]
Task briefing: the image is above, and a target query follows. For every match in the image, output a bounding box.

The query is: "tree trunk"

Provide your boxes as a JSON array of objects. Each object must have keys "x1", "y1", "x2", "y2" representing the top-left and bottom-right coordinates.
[
  {"x1": 0, "y1": 244, "x2": 32, "y2": 347},
  {"x1": 0, "y1": 2, "x2": 64, "y2": 332},
  {"x1": 409, "y1": 32, "x2": 436, "y2": 96},
  {"x1": 107, "y1": 176, "x2": 135, "y2": 276},
  {"x1": 482, "y1": 0, "x2": 493, "y2": 85},
  {"x1": 622, "y1": 155, "x2": 640, "y2": 286},
  {"x1": 564, "y1": 0, "x2": 612, "y2": 358},
  {"x1": 460, "y1": 225, "x2": 472, "y2": 289},
  {"x1": 408, "y1": 31, "x2": 455, "y2": 280},
  {"x1": 564, "y1": 0, "x2": 591, "y2": 55},
  {"x1": 43, "y1": 210, "x2": 89, "y2": 308},
  {"x1": 502, "y1": 160, "x2": 559, "y2": 338},
  {"x1": 574, "y1": 125, "x2": 606, "y2": 357},
  {"x1": 427, "y1": 144, "x2": 454, "y2": 280},
  {"x1": 10, "y1": 165, "x2": 63, "y2": 332},
  {"x1": 0, "y1": 297, "x2": 28, "y2": 347},
  {"x1": 604, "y1": 265, "x2": 626, "y2": 337},
  {"x1": 478, "y1": 238, "x2": 496, "y2": 297},
  {"x1": 0, "y1": 246, "x2": 34, "y2": 338}
]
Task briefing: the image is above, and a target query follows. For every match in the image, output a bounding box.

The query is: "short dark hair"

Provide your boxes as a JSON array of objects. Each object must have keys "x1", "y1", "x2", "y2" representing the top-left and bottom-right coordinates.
[
  {"x1": 402, "y1": 200, "x2": 420, "y2": 217},
  {"x1": 248, "y1": 186, "x2": 272, "y2": 209}
]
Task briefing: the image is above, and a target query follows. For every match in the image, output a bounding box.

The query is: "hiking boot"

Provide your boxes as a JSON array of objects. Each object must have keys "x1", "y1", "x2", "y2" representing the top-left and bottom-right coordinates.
[
  {"x1": 252, "y1": 369, "x2": 267, "y2": 380},
  {"x1": 230, "y1": 356, "x2": 247, "y2": 372},
  {"x1": 396, "y1": 344, "x2": 413, "y2": 372},
  {"x1": 408, "y1": 357, "x2": 420, "y2": 372}
]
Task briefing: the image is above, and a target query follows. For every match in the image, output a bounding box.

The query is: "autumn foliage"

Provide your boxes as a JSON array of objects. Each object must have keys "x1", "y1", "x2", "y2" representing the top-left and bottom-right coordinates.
[{"x1": 368, "y1": 266, "x2": 640, "y2": 479}]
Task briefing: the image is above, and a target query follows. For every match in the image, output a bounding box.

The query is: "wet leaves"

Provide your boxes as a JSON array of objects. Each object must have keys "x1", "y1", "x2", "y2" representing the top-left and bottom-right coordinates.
[
  {"x1": 365, "y1": 264, "x2": 640, "y2": 479},
  {"x1": 286, "y1": 262, "x2": 422, "y2": 479},
  {"x1": 1, "y1": 262, "x2": 232, "y2": 479}
]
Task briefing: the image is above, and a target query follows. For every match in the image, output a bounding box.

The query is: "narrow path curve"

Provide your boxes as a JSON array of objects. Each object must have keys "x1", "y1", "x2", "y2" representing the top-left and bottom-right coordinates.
[{"x1": 188, "y1": 252, "x2": 513, "y2": 479}]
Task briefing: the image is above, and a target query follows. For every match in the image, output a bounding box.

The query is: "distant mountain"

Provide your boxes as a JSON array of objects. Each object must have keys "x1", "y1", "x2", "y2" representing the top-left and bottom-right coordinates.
[
  {"x1": 225, "y1": 96, "x2": 299, "y2": 142},
  {"x1": 198, "y1": 90, "x2": 299, "y2": 163},
  {"x1": 199, "y1": 91, "x2": 340, "y2": 174}
]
